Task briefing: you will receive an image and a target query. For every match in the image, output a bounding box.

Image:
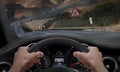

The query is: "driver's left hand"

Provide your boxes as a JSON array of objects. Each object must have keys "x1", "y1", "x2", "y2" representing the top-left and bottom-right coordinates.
[{"x1": 9, "y1": 46, "x2": 43, "y2": 72}]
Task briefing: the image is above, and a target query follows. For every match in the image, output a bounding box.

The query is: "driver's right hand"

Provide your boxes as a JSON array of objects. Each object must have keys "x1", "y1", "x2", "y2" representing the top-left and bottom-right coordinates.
[{"x1": 73, "y1": 46, "x2": 108, "y2": 72}]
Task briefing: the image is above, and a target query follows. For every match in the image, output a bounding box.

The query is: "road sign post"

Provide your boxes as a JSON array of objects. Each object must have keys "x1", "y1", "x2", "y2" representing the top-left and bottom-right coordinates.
[{"x1": 89, "y1": 17, "x2": 93, "y2": 25}]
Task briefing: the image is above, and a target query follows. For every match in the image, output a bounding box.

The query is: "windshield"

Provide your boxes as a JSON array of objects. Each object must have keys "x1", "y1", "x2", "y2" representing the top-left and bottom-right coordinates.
[{"x1": 3, "y1": 0, "x2": 120, "y2": 33}]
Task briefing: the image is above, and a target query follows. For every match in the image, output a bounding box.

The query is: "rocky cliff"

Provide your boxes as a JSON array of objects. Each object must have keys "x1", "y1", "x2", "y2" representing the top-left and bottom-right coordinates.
[{"x1": 4, "y1": 0, "x2": 100, "y2": 8}]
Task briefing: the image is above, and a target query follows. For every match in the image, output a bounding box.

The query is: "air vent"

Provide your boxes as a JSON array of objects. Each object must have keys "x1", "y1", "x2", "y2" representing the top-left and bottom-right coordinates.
[
  {"x1": 103, "y1": 57, "x2": 118, "y2": 72},
  {"x1": 0, "y1": 62, "x2": 11, "y2": 72}
]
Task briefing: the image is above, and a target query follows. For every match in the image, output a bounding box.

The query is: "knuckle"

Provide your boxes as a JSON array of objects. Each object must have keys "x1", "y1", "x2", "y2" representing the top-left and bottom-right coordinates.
[
  {"x1": 18, "y1": 47, "x2": 24, "y2": 50},
  {"x1": 18, "y1": 46, "x2": 28, "y2": 51},
  {"x1": 93, "y1": 47, "x2": 99, "y2": 51},
  {"x1": 89, "y1": 46, "x2": 97, "y2": 49},
  {"x1": 89, "y1": 46, "x2": 99, "y2": 51},
  {"x1": 19, "y1": 46, "x2": 25, "y2": 48},
  {"x1": 19, "y1": 46, "x2": 27, "y2": 49}
]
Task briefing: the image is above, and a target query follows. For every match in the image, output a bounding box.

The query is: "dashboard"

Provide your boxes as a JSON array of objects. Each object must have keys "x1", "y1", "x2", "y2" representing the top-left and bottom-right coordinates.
[
  {"x1": 0, "y1": 30, "x2": 120, "y2": 72},
  {"x1": 27, "y1": 43, "x2": 91, "y2": 72}
]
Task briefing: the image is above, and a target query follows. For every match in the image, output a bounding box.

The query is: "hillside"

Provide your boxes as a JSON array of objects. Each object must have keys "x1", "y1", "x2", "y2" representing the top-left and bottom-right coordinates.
[
  {"x1": 82, "y1": 0, "x2": 120, "y2": 25},
  {"x1": 46, "y1": 0, "x2": 120, "y2": 28}
]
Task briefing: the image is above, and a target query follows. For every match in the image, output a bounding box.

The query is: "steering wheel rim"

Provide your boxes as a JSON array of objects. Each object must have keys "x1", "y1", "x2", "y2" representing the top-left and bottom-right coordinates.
[
  {"x1": 28, "y1": 37, "x2": 89, "y2": 72},
  {"x1": 28, "y1": 37, "x2": 88, "y2": 53}
]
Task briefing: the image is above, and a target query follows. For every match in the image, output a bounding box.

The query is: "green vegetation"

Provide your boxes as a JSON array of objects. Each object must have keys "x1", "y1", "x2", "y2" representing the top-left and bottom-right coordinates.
[
  {"x1": 21, "y1": 0, "x2": 120, "y2": 30},
  {"x1": 45, "y1": 0, "x2": 120, "y2": 28},
  {"x1": 83, "y1": 0, "x2": 120, "y2": 26}
]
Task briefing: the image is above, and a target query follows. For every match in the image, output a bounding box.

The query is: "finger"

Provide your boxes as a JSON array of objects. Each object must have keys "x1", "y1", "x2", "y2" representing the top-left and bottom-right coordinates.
[
  {"x1": 27, "y1": 52, "x2": 43, "y2": 64},
  {"x1": 31, "y1": 51, "x2": 44, "y2": 59},
  {"x1": 36, "y1": 51, "x2": 44, "y2": 58},
  {"x1": 73, "y1": 51, "x2": 85, "y2": 59},
  {"x1": 18, "y1": 46, "x2": 28, "y2": 53},
  {"x1": 73, "y1": 51, "x2": 92, "y2": 69},
  {"x1": 88, "y1": 46, "x2": 99, "y2": 53}
]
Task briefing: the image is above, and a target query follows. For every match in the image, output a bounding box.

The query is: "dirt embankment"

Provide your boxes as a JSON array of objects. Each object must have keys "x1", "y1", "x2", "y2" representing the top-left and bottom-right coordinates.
[{"x1": 104, "y1": 23, "x2": 120, "y2": 32}]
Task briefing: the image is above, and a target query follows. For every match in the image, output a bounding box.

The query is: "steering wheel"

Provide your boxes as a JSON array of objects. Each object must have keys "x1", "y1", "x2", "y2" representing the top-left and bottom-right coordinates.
[{"x1": 28, "y1": 37, "x2": 89, "y2": 72}]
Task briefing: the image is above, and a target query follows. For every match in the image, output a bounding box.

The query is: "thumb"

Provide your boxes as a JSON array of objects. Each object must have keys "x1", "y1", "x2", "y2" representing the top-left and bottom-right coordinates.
[
  {"x1": 35, "y1": 51, "x2": 44, "y2": 58},
  {"x1": 31, "y1": 51, "x2": 44, "y2": 59},
  {"x1": 73, "y1": 51, "x2": 85, "y2": 59}
]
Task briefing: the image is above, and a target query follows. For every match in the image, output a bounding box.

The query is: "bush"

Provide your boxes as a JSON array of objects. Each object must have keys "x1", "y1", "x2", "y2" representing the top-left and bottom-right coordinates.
[{"x1": 82, "y1": 0, "x2": 120, "y2": 26}]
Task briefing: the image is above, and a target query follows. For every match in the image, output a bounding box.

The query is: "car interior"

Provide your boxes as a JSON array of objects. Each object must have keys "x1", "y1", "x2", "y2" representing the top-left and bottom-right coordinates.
[{"x1": 0, "y1": 0, "x2": 120, "y2": 72}]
